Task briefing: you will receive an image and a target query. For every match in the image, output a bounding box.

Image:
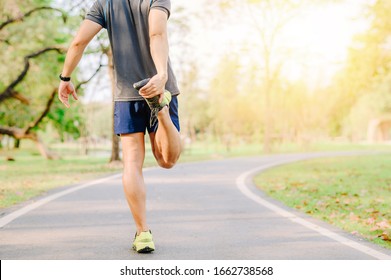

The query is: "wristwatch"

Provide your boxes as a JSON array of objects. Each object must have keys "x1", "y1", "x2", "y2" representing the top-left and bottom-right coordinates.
[{"x1": 59, "y1": 74, "x2": 71, "y2": 82}]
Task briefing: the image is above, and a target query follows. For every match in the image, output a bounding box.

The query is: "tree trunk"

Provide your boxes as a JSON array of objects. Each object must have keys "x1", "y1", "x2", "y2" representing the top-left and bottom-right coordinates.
[
  {"x1": 263, "y1": 59, "x2": 273, "y2": 154},
  {"x1": 14, "y1": 139, "x2": 20, "y2": 149},
  {"x1": 0, "y1": 127, "x2": 56, "y2": 159},
  {"x1": 35, "y1": 137, "x2": 56, "y2": 160},
  {"x1": 110, "y1": 114, "x2": 121, "y2": 162},
  {"x1": 108, "y1": 48, "x2": 121, "y2": 162},
  {"x1": 0, "y1": 89, "x2": 59, "y2": 159}
]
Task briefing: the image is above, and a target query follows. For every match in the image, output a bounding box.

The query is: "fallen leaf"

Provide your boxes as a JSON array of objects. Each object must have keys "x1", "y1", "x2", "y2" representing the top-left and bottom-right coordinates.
[
  {"x1": 370, "y1": 226, "x2": 380, "y2": 232},
  {"x1": 375, "y1": 221, "x2": 390, "y2": 230},
  {"x1": 380, "y1": 232, "x2": 391, "y2": 241},
  {"x1": 329, "y1": 212, "x2": 337, "y2": 219},
  {"x1": 365, "y1": 217, "x2": 376, "y2": 225},
  {"x1": 349, "y1": 212, "x2": 360, "y2": 222},
  {"x1": 344, "y1": 199, "x2": 351, "y2": 205}
]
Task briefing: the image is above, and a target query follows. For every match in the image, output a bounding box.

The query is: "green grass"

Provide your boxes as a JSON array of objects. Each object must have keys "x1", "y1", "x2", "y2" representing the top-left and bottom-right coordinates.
[
  {"x1": 254, "y1": 154, "x2": 391, "y2": 250},
  {"x1": 0, "y1": 152, "x2": 120, "y2": 208}
]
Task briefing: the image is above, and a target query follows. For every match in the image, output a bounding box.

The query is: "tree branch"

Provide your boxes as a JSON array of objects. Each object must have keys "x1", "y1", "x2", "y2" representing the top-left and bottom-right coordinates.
[
  {"x1": 0, "y1": 7, "x2": 67, "y2": 31},
  {"x1": 70, "y1": 0, "x2": 87, "y2": 12},
  {"x1": 0, "y1": 126, "x2": 37, "y2": 141},
  {"x1": 75, "y1": 63, "x2": 107, "y2": 91},
  {"x1": 1, "y1": 87, "x2": 58, "y2": 160},
  {"x1": 0, "y1": 47, "x2": 66, "y2": 104},
  {"x1": 9, "y1": 90, "x2": 30, "y2": 105},
  {"x1": 24, "y1": 88, "x2": 57, "y2": 135}
]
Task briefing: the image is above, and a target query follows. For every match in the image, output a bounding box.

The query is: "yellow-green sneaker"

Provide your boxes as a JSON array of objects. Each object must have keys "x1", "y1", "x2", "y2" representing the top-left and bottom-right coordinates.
[
  {"x1": 133, "y1": 78, "x2": 172, "y2": 109},
  {"x1": 133, "y1": 78, "x2": 172, "y2": 126},
  {"x1": 132, "y1": 230, "x2": 155, "y2": 253}
]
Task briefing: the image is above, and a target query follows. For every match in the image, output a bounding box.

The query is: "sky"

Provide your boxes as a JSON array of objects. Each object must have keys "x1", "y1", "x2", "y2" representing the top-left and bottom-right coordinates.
[
  {"x1": 169, "y1": 0, "x2": 371, "y2": 90},
  {"x1": 75, "y1": 0, "x2": 372, "y2": 102}
]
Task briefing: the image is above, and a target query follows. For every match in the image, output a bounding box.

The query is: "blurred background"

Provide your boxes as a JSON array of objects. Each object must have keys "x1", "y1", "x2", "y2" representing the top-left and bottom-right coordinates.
[{"x1": 1, "y1": 0, "x2": 391, "y2": 207}]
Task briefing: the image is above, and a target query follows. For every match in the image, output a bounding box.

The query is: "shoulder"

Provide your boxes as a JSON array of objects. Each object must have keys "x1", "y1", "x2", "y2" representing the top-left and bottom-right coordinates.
[{"x1": 150, "y1": 0, "x2": 171, "y2": 19}]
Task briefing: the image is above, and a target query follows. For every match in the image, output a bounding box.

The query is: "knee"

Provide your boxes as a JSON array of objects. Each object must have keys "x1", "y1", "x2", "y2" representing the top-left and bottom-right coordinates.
[{"x1": 153, "y1": 152, "x2": 177, "y2": 169}]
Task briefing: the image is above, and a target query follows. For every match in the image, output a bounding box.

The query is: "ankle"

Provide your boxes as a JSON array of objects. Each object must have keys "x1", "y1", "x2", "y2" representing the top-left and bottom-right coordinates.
[
  {"x1": 159, "y1": 105, "x2": 169, "y2": 113},
  {"x1": 157, "y1": 106, "x2": 169, "y2": 118},
  {"x1": 137, "y1": 228, "x2": 150, "y2": 235}
]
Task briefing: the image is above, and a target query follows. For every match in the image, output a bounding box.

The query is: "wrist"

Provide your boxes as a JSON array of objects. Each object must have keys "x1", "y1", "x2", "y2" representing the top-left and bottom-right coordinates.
[
  {"x1": 158, "y1": 72, "x2": 168, "y2": 82},
  {"x1": 59, "y1": 73, "x2": 71, "y2": 82}
]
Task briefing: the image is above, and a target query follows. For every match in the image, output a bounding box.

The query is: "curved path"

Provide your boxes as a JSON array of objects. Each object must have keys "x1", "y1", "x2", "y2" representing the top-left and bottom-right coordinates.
[{"x1": 1, "y1": 151, "x2": 390, "y2": 260}]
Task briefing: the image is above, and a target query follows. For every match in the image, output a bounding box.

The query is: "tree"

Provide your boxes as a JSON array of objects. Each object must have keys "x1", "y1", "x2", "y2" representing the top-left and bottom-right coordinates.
[
  {"x1": 107, "y1": 47, "x2": 121, "y2": 162},
  {"x1": 331, "y1": 0, "x2": 391, "y2": 140},
  {"x1": 0, "y1": 0, "x2": 103, "y2": 159},
  {"x1": 216, "y1": 0, "x2": 335, "y2": 152},
  {"x1": 0, "y1": 1, "x2": 68, "y2": 158}
]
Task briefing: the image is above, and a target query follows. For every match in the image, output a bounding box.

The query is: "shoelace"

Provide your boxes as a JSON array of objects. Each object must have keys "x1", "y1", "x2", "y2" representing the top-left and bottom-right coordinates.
[
  {"x1": 133, "y1": 78, "x2": 160, "y2": 127},
  {"x1": 145, "y1": 95, "x2": 160, "y2": 127}
]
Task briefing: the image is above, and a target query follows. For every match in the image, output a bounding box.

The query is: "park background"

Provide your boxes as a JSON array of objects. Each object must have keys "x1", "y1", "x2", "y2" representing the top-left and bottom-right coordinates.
[{"x1": 1, "y1": 0, "x2": 390, "y2": 249}]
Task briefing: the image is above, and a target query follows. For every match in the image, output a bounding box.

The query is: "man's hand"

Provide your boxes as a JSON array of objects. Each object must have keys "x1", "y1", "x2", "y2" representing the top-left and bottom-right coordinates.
[
  {"x1": 58, "y1": 81, "x2": 78, "y2": 108},
  {"x1": 139, "y1": 73, "x2": 167, "y2": 103}
]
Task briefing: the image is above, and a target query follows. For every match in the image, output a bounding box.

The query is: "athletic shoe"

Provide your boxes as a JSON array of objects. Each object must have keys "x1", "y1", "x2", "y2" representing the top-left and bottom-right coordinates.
[
  {"x1": 132, "y1": 230, "x2": 155, "y2": 253},
  {"x1": 143, "y1": 90, "x2": 171, "y2": 110},
  {"x1": 133, "y1": 78, "x2": 172, "y2": 126}
]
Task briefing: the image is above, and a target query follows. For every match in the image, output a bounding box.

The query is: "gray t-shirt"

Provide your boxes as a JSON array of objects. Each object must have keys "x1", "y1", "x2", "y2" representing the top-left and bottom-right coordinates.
[{"x1": 86, "y1": 0, "x2": 179, "y2": 101}]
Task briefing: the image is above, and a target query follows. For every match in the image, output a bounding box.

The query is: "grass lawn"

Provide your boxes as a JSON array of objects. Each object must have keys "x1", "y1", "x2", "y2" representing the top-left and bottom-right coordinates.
[
  {"x1": 0, "y1": 152, "x2": 122, "y2": 208},
  {"x1": 254, "y1": 154, "x2": 391, "y2": 250}
]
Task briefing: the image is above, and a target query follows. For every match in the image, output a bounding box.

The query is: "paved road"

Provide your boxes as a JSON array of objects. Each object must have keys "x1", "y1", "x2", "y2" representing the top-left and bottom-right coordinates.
[{"x1": 1, "y1": 151, "x2": 390, "y2": 260}]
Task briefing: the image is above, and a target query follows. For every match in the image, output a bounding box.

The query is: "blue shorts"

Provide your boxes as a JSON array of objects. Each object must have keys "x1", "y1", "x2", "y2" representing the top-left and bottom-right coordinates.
[{"x1": 114, "y1": 96, "x2": 180, "y2": 135}]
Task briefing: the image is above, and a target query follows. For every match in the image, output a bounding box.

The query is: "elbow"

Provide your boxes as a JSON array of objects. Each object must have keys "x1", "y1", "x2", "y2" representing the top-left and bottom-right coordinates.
[
  {"x1": 70, "y1": 39, "x2": 88, "y2": 50},
  {"x1": 149, "y1": 32, "x2": 166, "y2": 41}
]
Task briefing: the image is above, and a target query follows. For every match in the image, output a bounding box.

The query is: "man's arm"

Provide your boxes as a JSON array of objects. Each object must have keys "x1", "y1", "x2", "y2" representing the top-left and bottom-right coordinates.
[
  {"x1": 58, "y1": 20, "x2": 102, "y2": 108},
  {"x1": 139, "y1": 9, "x2": 169, "y2": 101}
]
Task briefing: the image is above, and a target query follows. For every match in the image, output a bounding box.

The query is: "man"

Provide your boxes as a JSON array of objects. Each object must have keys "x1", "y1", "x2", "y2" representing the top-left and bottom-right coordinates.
[{"x1": 58, "y1": 0, "x2": 181, "y2": 253}]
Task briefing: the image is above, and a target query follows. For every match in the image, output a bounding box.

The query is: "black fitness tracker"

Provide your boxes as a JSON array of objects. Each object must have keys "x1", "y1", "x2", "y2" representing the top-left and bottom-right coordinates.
[{"x1": 59, "y1": 74, "x2": 71, "y2": 82}]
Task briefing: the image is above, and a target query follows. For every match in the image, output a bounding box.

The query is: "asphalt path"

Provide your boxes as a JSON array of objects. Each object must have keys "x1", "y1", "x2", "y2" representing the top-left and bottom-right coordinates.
[{"x1": 1, "y1": 151, "x2": 391, "y2": 260}]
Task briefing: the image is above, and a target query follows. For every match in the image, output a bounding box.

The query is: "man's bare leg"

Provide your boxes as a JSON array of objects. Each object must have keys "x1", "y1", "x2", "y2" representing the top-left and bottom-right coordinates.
[
  {"x1": 121, "y1": 133, "x2": 149, "y2": 235},
  {"x1": 149, "y1": 106, "x2": 181, "y2": 169}
]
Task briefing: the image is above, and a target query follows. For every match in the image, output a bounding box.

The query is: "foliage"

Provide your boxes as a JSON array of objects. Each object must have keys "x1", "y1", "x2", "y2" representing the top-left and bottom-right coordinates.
[
  {"x1": 200, "y1": 0, "x2": 391, "y2": 145},
  {"x1": 331, "y1": 0, "x2": 391, "y2": 139},
  {"x1": 344, "y1": 71, "x2": 391, "y2": 140},
  {"x1": 0, "y1": 0, "x2": 85, "y2": 141}
]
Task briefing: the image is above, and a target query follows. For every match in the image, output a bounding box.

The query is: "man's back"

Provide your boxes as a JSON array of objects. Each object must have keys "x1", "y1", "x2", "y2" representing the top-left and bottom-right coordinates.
[{"x1": 86, "y1": 0, "x2": 179, "y2": 101}]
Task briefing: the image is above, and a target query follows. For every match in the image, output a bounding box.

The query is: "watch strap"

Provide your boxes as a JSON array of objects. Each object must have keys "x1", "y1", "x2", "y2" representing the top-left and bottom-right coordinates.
[{"x1": 59, "y1": 74, "x2": 71, "y2": 82}]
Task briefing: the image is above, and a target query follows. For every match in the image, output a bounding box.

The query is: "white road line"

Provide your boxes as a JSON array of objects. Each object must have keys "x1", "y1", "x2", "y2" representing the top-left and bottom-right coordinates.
[
  {"x1": 236, "y1": 159, "x2": 391, "y2": 260},
  {"x1": 0, "y1": 167, "x2": 158, "y2": 229},
  {"x1": 0, "y1": 173, "x2": 122, "y2": 228}
]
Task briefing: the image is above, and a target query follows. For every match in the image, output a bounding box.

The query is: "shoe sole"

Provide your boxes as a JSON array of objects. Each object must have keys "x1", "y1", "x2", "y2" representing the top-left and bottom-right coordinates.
[{"x1": 133, "y1": 242, "x2": 155, "y2": 253}]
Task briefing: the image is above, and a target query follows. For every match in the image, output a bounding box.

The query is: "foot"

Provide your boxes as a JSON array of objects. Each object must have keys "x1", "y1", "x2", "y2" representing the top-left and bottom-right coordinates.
[
  {"x1": 132, "y1": 230, "x2": 155, "y2": 253},
  {"x1": 133, "y1": 78, "x2": 172, "y2": 110},
  {"x1": 141, "y1": 89, "x2": 171, "y2": 112},
  {"x1": 133, "y1": 78, "x2": 172, "y2": 126}
]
